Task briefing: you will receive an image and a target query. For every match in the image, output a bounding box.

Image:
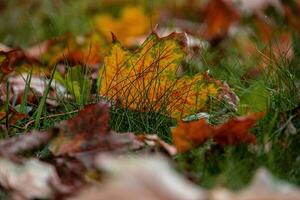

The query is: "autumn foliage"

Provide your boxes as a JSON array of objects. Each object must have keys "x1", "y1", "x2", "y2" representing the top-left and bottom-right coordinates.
[
  {"x1": 0, "y1": 0, "x2": 299, "y2": 199},
  {"x1": 99, "y1": 32, "x2": 221, "y2": 119},
  {"x1": 172, "y1": 112, "x2": 264, "y2": 152}
]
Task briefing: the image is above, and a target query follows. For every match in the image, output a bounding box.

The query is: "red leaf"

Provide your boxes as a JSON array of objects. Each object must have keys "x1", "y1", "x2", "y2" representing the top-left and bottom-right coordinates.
[{"x1": 172, "y1": 113, "x2": 264, "y2": 152}]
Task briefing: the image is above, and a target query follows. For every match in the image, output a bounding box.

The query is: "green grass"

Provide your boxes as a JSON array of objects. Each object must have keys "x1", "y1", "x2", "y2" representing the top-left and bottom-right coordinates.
[{"x1": 110, "y1": 107, "x2": 175, "y2": 142}]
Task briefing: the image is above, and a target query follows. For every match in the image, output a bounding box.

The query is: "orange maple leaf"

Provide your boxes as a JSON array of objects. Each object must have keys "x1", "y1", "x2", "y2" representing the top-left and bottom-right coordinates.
[{"x1": 172, "y1": 112, "x2": 264, "y2": 152}]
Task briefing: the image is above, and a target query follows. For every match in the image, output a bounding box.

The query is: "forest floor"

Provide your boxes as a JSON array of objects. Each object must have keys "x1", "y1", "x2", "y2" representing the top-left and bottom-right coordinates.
[{"x1": 0, "y1": 0, "x2": 299, "y2": 199}]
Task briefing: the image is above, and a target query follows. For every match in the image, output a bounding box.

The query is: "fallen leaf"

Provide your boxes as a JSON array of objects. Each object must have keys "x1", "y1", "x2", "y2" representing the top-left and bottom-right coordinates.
[
  {"x1": 25, "y1": 40, "x2": 54, "y2": 59},
  {"x1": 245, "y1": 168, "x2": 300, "y2": 197},
  {"x1": 238, "y1": 0, "x2": 283, "y2": 14},
  {"x1": 99, "y1": 32, "x2": 222, "y2": 119},
  {"x1": 0, "y1": 107, "x2": 28, "y2": 131},
  {"x1": 254, "y1": 14, "x2": 274, "y2": 43},
  {"x1": 270, "y1": 32, "x2": 294, "y2": 61},
  {"x1": 8, "y1": 73, "x2": 68, "y2": 106},
  {"x1": 219, "y1": 82, "x2": 240, "y2": 111},
  {"x1": 39, "y1": 33, "x2": 103, "y2": 70},
  {"x1": 69, "y1": 155, "x2": 205, "y2": 200},
  {"x1": 7, "y1": 107, "x2": 28, "y2": 125},
  {"x1": 200, "y1": 0, "x2": 240, "y2": 43},
  {"x1": 94, "y1": 6, "x2": 152, "y2": 46},
  {"x1": 213, "y1": 112, "x2": 264, "y2": 146},
  {"x1": 0, "y1": 49, "x2": 38, "y2": 76},
  {"x1": 0, "y1": 131, "x2": 52, "y2": 157},
  {"x1": 210, "y1": 168, "x2": 300, "y2": 200},
  {"x1": 49, "y1": 103, "x2": 134, "y2": 156},
  {"x1": 284, "y1": 3, "x2": 300, "y2": 33},
  {"x1": 254, "y1": 14, "x2": 294, "y2": 62},
  {"x1": 0, "y1": 43, "x2": 11, "y2": 52},
  {"x1": 0, "y1": 158, "x2": 65, "y2": 199},
  {"x1": 56, "y1": 47, "x2": 101, "y2": 67},
  {"x1": 49, "y1": 157, "x2": 87, "y2": 194},
  {"x1": 136, "y1": 134, "x2": 177, "y2": 155},
  {"x1": 172, "y1": 112, "x2": 264, "y2": 152},
  {"x1": 60, "y1": 155, "x2": 300, "y2": 200}
]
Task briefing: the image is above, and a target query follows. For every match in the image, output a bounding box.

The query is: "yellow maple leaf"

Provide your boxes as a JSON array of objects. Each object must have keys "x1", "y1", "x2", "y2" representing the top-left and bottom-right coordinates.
[
  {"x1": 94, "y1": 6, "x2": 152, "y2": 46},
  {"x1": 99, "y1": 32, "x2": 221, "y2": 120}
]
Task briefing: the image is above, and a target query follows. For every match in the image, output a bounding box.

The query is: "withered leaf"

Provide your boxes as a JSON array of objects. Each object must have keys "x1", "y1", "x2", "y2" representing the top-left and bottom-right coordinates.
[
  {"x1": 49, "y1": 103, "x2": 134, "y2": 156},
  {"x1": 136, "y1": 134, "x2": 177, "y2": 156},
  {"x1": 0, "y1": 131, "x2": 52, "y2": 157},
  {"x1": 172, "y1": 113, "x2": 264, "y2": 152},
  {"x1": 0, "y1": 107, "x2": 28, "y2": 130},
  {"x1": 210, "y1": 168, "x2": 300, "y2": 200},
  {"x1": 0, "y1": 158, "x2": 66, "y2": 199},
  {"x1": 284, "y1": 3, "x2": 300, "y2": 33},
  {"x1": 200, "y1": 0, "x2": 239, "y2": 43},
  {"x1": 68, "y1": 155, "x2": 204, "y2": 200},
  {"x1": 0, "y1": 49, "x2": 38, "y2": 75},
  {"x1": 213, "y1": 112, "x2": 264, "y2": 146},
  {"x1": 56, "y1": 47, "x2": 101, "y2": 67}
]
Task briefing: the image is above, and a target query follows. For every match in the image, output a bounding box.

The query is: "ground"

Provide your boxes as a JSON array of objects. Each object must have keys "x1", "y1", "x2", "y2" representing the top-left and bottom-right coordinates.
[{"x1": 0, "y1": 0, "x2": 299, "y2": 199}]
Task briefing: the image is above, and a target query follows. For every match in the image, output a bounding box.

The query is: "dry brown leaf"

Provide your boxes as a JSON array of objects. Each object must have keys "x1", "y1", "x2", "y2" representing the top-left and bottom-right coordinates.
[
  {"x1": 238, "y1": 0, "x2": 283, "y2": 14},
  {"x1": 25, "y1": 40, "x2": 54, "y2": 59},
  {"x1": 0, "y1": 107, "x2": 28, "y2": 131},
  {"x1": 69, "y1": 155, "x2": 205, "y2": 200},
  {"x1": 213, "y1": 112, "x2": 264, "y2": 146},
  {"x1": 254, "y1": 14, "x2": 274, "y2": 43},
  {"x1": 0, "y1": 49, "x2": 38, "y2": 75},
  {"x1": 0, "y1": 158, "x2": 66, "y2": 199},
  {"x1": 56, "y1": 46, "x2": 101, "y2": 68},
  {"x1": 68, "y1": 160, "x2": 300, "y2": 200},
  {"x1": 8, "y1": 73, "x2": 68, "y2": 106},
  {"x1": 0, "y1": 131, "x2": 52, "y2": 157},
  {"x1": 284, "y1": 4, "x2": 300, "y2": 33},
  {"x1": 49, "y1": 103, "x2": 135, "y2": 156},
  {"x1": 210, "y1": 168, "x2": 300, "y2": 200},
  {"x1": 136, "y1": 134, "x2": 177, "y2": 155}
]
